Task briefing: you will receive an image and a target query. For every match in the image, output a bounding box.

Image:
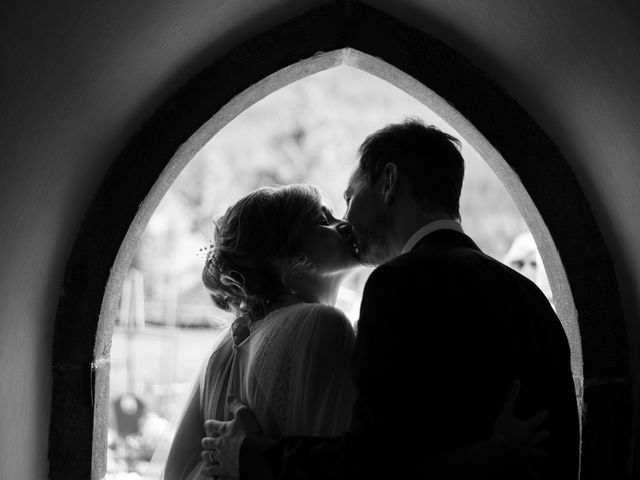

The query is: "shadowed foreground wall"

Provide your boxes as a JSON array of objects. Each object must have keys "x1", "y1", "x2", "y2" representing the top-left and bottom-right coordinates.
[{"x1": 0, "y1": 1, "x2": 638, "y2": 479}]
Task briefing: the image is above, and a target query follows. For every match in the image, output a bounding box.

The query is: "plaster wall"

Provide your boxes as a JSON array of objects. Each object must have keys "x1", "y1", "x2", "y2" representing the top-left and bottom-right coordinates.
[{"x1": 0, "y1": 1, "x2": 638, "y2": 478}]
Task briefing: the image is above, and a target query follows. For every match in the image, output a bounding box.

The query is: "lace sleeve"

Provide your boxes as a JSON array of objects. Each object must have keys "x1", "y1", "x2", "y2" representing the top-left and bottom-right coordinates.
[{"x1": 285, "y1": 305, "x2": 357, "y2": 436}]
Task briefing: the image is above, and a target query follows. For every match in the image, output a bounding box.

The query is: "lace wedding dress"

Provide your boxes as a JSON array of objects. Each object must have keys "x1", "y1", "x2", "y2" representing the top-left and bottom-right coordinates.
[{"x1": 178, "y1": 302, "x2": 356, "y2": 480}]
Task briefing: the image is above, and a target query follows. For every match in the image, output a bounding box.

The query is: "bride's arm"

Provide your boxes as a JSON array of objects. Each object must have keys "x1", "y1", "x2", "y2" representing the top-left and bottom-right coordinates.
[{"x1": 163, "y1": 383, "x2": 205, "y2": 480}]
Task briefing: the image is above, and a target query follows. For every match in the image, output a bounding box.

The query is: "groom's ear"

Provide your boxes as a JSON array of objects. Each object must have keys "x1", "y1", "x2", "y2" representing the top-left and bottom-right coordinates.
[{"x1": 381, "y1": 163, "x2": 398, "y2": 204}]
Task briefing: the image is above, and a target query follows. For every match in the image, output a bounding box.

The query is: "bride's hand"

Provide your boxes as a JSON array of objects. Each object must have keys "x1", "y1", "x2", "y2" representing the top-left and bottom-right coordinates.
[{"x1": 492, "y1": 379, "x2": 550, "y2": 469}]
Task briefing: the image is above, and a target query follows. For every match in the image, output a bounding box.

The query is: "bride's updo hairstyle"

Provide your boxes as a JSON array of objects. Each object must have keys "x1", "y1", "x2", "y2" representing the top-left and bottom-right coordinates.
[{"x1": 203, "y1": 184, "x2": 323, "y2": 321}]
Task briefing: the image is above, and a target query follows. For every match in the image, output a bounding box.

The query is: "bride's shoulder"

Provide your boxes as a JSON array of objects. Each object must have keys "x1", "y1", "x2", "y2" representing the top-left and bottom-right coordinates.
[
  {"x1": 298, "y1": 303, "x2": 349, "y2": 322},
  {"x1": 293, "y1": 303, "x2": 354, "y2": 339}
]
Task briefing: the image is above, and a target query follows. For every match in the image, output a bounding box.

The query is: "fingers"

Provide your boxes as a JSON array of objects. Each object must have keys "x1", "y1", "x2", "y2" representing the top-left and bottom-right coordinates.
[
  {"x1": 202, "y1": 463, "x2": 227, "y2": 477},
  {"x1": 531, "y1": 447, "x2": 549, "y2": 460},
  {"x1": 500, "y1": 379, "x2": 521, "y2": 415},
  {"x1": 226, "y1": 394, "x2": 241, "y2": 411},
  {"x1": 227, "y1": 396, "x2": 261, "y2": 433},
  {"x1": 527, "y1": 468, "x2": 541, "y2": 480},
  {"x1": 202, "y1": 445, "x2": 235, "y2": 478},
  {"x1": 202, "y1": 436, "x2": 220, "y2": 450},
  {"x1": 532, "y1": 429, "x2": 550, "y2": 444},
  {"x1": 522, "y1": 411, "x2": 549, "y2": 431},
  {"x1": 235, "y1": 408, "x2": 261, "y2": 433},
  {"x1": 204, "y1": 419, "x2": 227, "y2": 437},
  {"x1": 202, "y1": 463, "x2": 235, "y2": 479},
  {"x1": 201, "y1": 449, "x2": 218, "y2": 464},
  {"x1": 227, "y1": 397, "x2": 248, "y2": 420}
]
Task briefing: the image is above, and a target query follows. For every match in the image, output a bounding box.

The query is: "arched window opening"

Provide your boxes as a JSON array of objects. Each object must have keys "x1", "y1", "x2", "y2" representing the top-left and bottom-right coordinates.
[{"x1": 103, "y1": 60, "x2": 580, "y2": 478}]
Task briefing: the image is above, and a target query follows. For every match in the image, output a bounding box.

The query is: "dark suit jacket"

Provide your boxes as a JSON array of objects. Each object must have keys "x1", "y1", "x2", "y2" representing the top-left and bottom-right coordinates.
[{"x1": 240, "y1": 230, "x2": 580, "y2": 479}]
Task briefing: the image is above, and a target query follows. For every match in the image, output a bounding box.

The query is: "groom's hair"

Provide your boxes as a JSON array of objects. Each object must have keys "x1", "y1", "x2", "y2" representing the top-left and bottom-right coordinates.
[{"x1": 358, "y1": 118, "x2": 464, "y2": 219}]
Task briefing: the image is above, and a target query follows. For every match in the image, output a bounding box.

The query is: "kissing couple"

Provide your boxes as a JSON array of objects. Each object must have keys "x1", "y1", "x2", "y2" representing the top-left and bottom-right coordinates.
[{"x1": 164, "y1": 118, "x2": 580, "y2": 479}]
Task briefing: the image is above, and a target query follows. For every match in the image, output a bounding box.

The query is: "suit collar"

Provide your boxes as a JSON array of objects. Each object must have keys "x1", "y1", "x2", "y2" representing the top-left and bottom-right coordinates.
[
  {"x1": 401, "y1": 219, "x2": 464, "y2": 254},
  {"x1": 411, "y1": 228, "x2": 482, "y2": 252}
]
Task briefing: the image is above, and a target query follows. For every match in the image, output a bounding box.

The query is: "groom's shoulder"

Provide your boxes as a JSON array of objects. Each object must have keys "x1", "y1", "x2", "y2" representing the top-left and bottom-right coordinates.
[
  {"x1": 370, "y1": 242, "x2": 502, "y2": 286},
  {"x1": 381, "y1": 244, "x2": 462, "y2": 271},
  {"x1": 366, "y1": 250, "x2": 445, "y2": 288}
]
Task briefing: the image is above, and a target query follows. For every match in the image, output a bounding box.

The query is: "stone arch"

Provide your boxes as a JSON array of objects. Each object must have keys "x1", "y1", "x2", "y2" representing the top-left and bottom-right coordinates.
[{"x1": 49, "y1": 3, "x2": 630, "y2": 479}]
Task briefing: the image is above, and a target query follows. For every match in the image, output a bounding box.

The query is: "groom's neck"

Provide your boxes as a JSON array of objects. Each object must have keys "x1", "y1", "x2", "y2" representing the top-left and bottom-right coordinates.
[{"x1": 389, "y1": 203, "x2": 455, "y2": 255}]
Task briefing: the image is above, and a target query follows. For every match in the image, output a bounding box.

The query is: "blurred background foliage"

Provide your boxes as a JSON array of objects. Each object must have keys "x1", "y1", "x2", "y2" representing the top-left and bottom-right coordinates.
[
  {"x1": 107, "y1": 66, "x2": 539, "y2": 478},
  {"x1": 134, "y1": 65, "x2": 528, "y2": 328}
]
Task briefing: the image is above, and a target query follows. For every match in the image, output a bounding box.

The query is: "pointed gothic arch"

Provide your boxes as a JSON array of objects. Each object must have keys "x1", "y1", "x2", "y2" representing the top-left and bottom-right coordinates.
[{"x1": 49, "y1": 3, "x2": 630, "y2": 479}]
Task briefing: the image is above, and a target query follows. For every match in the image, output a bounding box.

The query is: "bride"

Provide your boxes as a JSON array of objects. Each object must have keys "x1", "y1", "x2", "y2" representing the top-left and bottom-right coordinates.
[{"x1": 163, "y1": 184, "x2": 547, "y2": 479}]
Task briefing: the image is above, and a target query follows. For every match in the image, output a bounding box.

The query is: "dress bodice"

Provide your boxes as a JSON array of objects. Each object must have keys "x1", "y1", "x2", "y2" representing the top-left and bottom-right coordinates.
[{"x1": 200, "y1": 303, "x2": 356, "y2": 437}]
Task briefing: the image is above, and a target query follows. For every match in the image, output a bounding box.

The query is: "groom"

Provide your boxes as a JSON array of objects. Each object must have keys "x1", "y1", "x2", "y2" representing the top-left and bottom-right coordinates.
[{"x1": 201, "y1": 119, "x2": 580, "y2": 479}]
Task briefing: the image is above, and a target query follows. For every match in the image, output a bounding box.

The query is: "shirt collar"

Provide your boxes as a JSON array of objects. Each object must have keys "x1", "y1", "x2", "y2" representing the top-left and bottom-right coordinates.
[{"x1": 401, "y1": 219, "x2": 464, "y2": 254}]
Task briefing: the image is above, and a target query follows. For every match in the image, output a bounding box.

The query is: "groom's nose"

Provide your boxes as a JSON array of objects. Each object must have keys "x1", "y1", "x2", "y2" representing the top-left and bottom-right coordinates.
[
  {"x1": 341, "y1": 203, "x2": 350, "y2": 222},
  {"x1": 336, "y1": 222, "x2": 353, "y2": 236}
]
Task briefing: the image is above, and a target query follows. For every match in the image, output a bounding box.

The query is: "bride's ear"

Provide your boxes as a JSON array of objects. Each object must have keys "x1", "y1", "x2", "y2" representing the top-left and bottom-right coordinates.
[{"x1": 381, "y1": 162, "x2": 398, "y2": 204}]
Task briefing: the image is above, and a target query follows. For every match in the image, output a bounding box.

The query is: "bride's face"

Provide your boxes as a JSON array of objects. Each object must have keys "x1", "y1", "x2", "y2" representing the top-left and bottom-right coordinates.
[{"x1": 297, "y1": 205, "x2": 361, "y2": 276}]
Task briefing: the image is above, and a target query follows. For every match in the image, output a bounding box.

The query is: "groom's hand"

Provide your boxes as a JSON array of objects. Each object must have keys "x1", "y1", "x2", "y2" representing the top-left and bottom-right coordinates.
[{"x1": 201, "y1": 397, "x2": 261, "y2": 479}]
